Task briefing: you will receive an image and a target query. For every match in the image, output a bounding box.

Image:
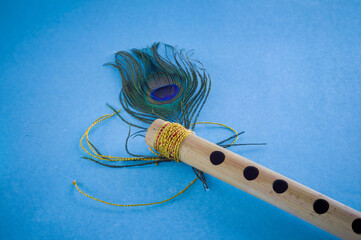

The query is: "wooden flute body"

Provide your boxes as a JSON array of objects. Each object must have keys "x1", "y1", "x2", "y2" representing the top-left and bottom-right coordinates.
[{"x1": 145, "y1": 119, "x2": 361, "y2": 240}]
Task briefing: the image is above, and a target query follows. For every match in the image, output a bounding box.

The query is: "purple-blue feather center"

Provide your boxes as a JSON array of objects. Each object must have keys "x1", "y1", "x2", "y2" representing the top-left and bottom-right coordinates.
[{"x1": 150, "y1": 84, "x2": 179, "y2": 101}]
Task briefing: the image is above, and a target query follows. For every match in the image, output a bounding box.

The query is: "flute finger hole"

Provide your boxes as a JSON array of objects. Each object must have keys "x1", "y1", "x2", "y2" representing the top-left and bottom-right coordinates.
[
  {"x1": 352, "y1": 218, "x2": 361, "y2": 234},
  {"x1": 209, "y1": 151, "x2": 225, "y2": 165},
  {"x1": 313, "y1": 199, "x2": 329, "y2": 214},
  {"x1": 273, "y1": 179, "x2": 288, "y2": 194},
  {"x1": 243, "y1": 166, "x2": 259, "y2": 181}
]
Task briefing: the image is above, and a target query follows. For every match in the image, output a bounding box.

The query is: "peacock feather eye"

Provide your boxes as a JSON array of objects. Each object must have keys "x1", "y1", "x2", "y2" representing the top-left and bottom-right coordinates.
[
  {"x1": 147, "y1": 74, "x2": 184, "y2": 105},
  {"x1": 150, "y1": 84, "x2": 179, "y2": 101}
]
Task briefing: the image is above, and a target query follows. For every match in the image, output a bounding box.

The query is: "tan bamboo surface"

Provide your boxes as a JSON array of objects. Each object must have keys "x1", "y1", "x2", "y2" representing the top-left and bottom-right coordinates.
[{"x1": 145, "y1": 119, "x2": 361, "y2": 240}]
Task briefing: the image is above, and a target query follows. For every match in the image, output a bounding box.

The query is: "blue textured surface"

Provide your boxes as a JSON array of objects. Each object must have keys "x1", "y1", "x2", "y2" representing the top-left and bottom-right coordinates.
[{"x1": 1, "y1": 1, "x2": 360, "y2": 239}]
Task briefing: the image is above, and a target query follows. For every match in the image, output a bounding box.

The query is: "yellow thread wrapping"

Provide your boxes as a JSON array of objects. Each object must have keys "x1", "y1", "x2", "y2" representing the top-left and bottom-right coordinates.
[{"x1": 153, "y1": 122, "x2": 194, "y2": 162}]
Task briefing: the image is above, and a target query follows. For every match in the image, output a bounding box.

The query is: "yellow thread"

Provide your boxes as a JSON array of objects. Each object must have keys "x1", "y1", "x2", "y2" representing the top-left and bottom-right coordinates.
[
  {"x1": 77, "y1": 111, "x2": 239, "y2": 207},
  {"x1": 153, "y1": 122, "x2": 194, "y2": 162},
  {"x1": 148, "y1": 146, "x2": 161, "y2": 156},
  {"x1": 77, "y1": 111, "x2": 198, "y2": 207},
  {"x1": 80, "y1": 110, "x2": 159, "y2": 162},
  {"x1": 73, "y1": 177, "x2": 197, "y2": 207}
]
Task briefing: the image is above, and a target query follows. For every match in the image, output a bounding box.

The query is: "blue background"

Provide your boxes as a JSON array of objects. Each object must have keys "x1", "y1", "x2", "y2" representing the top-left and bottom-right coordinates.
[{"x1": 1, "y1": 0, "x2": 360, "y2": 239}]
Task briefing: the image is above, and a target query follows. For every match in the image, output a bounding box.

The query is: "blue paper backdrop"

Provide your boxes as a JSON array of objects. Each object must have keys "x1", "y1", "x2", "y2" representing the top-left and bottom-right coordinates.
[{"x1": 1, "y1": 0, "x2": 360, "y2": 239}]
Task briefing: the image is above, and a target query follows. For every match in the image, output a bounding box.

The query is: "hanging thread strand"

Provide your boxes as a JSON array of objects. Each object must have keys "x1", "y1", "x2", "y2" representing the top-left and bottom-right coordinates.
[
  {"x1": 73, "y1": 177, "x2": 197, "y2": 207},
  {"x1": 80, "y1": 109, "x2": 159, "y2": 162}
]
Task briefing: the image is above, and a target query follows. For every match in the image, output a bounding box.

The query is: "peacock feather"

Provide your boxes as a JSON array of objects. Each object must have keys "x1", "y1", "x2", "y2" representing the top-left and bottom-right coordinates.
[
  {"x1": 106, "y1": 42, "x2": 211, "y2": 130},
  {"x1": 81, "y1": 42, "x2": 256, "y2": 191}
]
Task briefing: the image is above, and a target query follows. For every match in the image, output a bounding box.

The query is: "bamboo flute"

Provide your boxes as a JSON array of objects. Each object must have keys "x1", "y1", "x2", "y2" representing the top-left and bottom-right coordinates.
[{"x1": 145, "y1": 119, "x2": 361, "y2": 240}]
